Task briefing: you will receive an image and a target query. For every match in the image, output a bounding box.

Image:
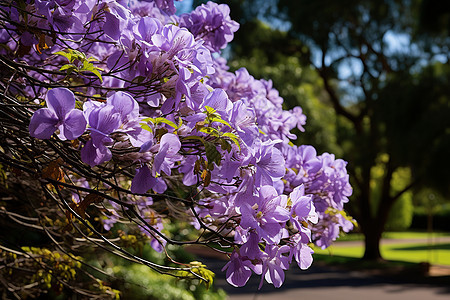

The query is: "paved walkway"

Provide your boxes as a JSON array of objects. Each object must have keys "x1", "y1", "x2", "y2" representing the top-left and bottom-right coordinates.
[
  {"x1": 194, "y1": 237, "x2": 450, "y2": 300},
  {"x1": 203, "y1": 259, "x2": 450, "y2": 300}
]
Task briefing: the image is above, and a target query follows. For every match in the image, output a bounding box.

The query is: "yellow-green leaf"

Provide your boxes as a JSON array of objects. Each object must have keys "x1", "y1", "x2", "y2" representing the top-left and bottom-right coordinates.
[{"x1": 222, "y1": 132, "x2": 241, "y2": 150}]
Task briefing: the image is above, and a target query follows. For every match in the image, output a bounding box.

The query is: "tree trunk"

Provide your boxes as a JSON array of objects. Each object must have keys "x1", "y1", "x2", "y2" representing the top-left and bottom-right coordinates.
[{"x1": 362, "y1": 222, "x2": 383, "y2": 261}]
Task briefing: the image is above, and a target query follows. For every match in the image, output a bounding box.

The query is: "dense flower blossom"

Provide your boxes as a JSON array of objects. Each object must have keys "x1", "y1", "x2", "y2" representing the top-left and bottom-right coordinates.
[
  {"x1": 179, "y1": 2, "x2": 239, "y2": 52},
  {"x1": 239, "y1": 186, "x2": 290, "y2": 243},
  {"x1": 16, "y1": 0, "x2": 355, "y2": 290}
]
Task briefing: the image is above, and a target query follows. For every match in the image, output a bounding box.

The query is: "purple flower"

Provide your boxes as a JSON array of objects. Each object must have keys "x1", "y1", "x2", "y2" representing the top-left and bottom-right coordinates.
[
  {"x1": 240, "y1": 231, "x2": 262, "y2": 260},
  {"x1": 290, "y1": 185, "x2": 318, "y2": 226},
  {"x1": 259, "y1": 245, "x2": 290, "y2": 289},
  {"x1": 81, "y1": 140, "x2": 113, "y2": 167},
  {"x1": 134, "y1": 16, "x2": 163, "y2": 44},
  {"x1": 80, "y1": 92, "x2": 146, "y2": 167},
  {"x1": 153, "y1": 133, "x2": 181, "y2": 175},
  {"x1": 131, "y1": 165, "x2": 158, "y2": 194},
  {"x1": 29, "y1": 88, "x2": 87, "y2": 140},
  {"x1": 221, "y1": 250, "x2": 253, "y2": 287},
  {"x1": 179, "y1": 2, "x2": 239, "y2": 52},
  {"x1": 152, "y1": 0, "x2": 177, "y2": 15},
  {"x1": 288, "y1": 234, "x2": 314, "y2": 270},
  {"x1": 249, "y1": 140, "x2": 286, "y2": 187},
  {"x1": 239, "y1": 186, "x2": 289, "y2": 243},
  {"x1": 201, "y1": 88, "x2": 233, "y2": 119},
  {"x1": 80, "y1": 102, "x2": 121, "y2": 166},
  {"x1": 106, "y1": 91, "x2": 139, "y2": 122},
  {"x1": 311, "y1": 153, "x2": 353, "y2": 211}
]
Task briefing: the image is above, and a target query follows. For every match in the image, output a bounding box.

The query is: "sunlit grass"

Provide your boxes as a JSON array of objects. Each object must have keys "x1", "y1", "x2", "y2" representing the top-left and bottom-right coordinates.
[
  {"x1": 314, "y1": 231, "x2": 450, "y2": 266},
  {"x1": 336, "y1": 231, "x2": 450, "y2": 241}
]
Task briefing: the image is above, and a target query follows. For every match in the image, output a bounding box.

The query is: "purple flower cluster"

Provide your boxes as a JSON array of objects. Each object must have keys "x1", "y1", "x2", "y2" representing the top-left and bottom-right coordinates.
[
  {"x1": 179, "y1": 2, "x2": 240, "y2": 53},
  {"x1": 209, "y1": 62, "x2": 307, "y2": 143},
  {"x1": 283, "y1": 146, "x2": 354, "y2": 248},
  {"x1": 10, "y1": 0, "x2": 355, "y2": 289}
]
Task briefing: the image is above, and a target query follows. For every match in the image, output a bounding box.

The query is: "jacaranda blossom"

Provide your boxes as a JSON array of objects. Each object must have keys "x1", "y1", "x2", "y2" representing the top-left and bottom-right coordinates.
[
  {"x1": 221, "y1": 250, "x2": 253, "y2": 287},
  {"x1": 29, "y1": 88, "x2": 86, "y2": 140}
]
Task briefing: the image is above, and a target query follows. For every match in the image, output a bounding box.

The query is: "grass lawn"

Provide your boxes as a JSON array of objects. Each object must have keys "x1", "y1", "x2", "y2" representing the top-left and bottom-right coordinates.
[
  {"x1": 336, "y1": 231, "x2": 450, "y2": 241},
  {"x1": 313, "y1": 231, "x2": 450, "y2": 266}
]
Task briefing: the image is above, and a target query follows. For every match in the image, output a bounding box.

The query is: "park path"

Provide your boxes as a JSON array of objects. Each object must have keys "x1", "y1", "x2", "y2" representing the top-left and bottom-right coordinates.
[
  {"x1": 192, "y1": 237, "x2": 450, "y2": 300},
  {"x1": 204, "y1": 256, "x2": 450, "y2": 300}
]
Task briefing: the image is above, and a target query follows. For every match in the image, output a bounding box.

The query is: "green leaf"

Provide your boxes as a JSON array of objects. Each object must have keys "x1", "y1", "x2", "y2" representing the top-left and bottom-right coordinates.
[
  {"x1": 72, "y1": 49, "x2": 86, "y2": 61},
  {"x1": 75, "y1": 100, "x2": 84, "y2": 110},
  {"x1": 143, "y1": 117, "x2": 178, "y2": 129},
  {"x1": 59, "y1": 64, "x2": 75, "y2": 71},
  {"x1": 132, "y1": 76, "x2": 146, "y2": 83},
  {"x1": 54, "y1": 50, "x2": 73, "y2": 62},
  {"x1": 55, "y1": 49, "x2": 102, "y2": 81},
  {"x1": 90, "y1": 69, "x2": 103, "y2": 83},
  {"x1": 154, "y1": 128, "x2": 168, "y2": 139},
  {"x1": 154, "y1": 117, "x2": 178, "y2": 129},
  {"x1": 204, "y1": 141, "x2": 222, "y2": 168},
  {"x1": 219, "y1": 138, "x2": 232, "y2": 153},
  {"x1": 182, "y1": 135, "x2": 204, "y2": 143},
  {"x1": 204, "y1": 106, "x2": 216, "y2": 114},
  {"x1": 199, "y1": 126, "x2": 220, "y2": 137},
  {"x1": 210, "y1": 116, "x2": 232, "y2": 128},
  {"x1": 188, "y1": 261, "x2": 215, "y2": 289},
  {"x1": 140, "y1": 123, "x2": 153, "y2": 133},
  {"x1": 222, "y1": 132, "x2": 241, "y2": 150}
]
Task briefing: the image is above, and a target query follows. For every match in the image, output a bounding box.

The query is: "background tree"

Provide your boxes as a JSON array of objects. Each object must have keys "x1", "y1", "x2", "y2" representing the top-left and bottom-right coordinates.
[{"x1": 197, "y1": 0, "x2": 450, "y2": 260}]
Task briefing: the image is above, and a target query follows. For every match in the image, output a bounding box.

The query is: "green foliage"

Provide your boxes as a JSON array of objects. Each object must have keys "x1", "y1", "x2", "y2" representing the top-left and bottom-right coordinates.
[
  {"x1": 176, "y1": 261, "x2": 215, "y2": 290},
  {"x1": 54, "y1": 49, "x2": 103, "y2": 82},
  {"x1": 78, "y1": 219, "x2": 225, "y2": 299},
  {"x1": 228, "y1": 41, "x2": 340, "y2": 155},
  {"x1": 21, "y1": 247, "x2": 82, "y2": 288},
  {"x1": 86, "y1": 241, "x2": 225, "y2": 300},
  {"x1": 111, "y1": 263, "x2": 226, "y2": 300},
  {"x1": 376, "y1": 63, "x2": 450, "y2": 196},
  {"x1": 385, "y1": 168, "x2": 414, "y2": 231},
  {"x1": 369, "y1": 157, "x2": 414, "y2": 231},
  {"x1": 314, "y1": 238, "x2": 450, "y2": 266},
  {"x1": 411, "y1": 188, "x2": 450, "y2": 231},
  {"x1": 385, "y1": 193, "x2": 414, "y2": 231},
  {"x1": 142, "y1": 117, "x2": 179, "y2": 131}
]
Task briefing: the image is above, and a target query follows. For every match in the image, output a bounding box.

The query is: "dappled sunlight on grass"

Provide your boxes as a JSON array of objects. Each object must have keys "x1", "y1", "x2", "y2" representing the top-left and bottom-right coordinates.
[{"x1": 314, "y1": 231, "x2": 450, "y2": 266}]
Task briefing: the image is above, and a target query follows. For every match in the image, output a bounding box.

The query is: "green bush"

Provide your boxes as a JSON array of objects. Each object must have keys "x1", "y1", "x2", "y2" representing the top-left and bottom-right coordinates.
[
  {"x1": 411, "y1": 204, "x2": 450, "y2": 231},
  {"x1": 112, "y1": 264, "x2": 226, "y2": 300},
  {"x1": 385, "y1": 191, "x2": 414, "y2": 231}
]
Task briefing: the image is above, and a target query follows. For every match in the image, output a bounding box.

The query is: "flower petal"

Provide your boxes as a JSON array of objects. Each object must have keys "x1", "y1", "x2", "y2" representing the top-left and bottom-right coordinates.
[
  {"x1": 29, "y1": 108, "x2": 58, "y2": 139},
  {"x1": 107, "y1": 91, "x2": 139, "y2": 121},
  {"x1": 153, "y1": 133, "x2": 181, "y2": 173},
  {"x1": 81, "y1": 140, "x2": 112, "y2": 167},
  {"x1": 61, "y1": 109, "x2": 87, "y2": 140},
  {"x1": 46, "y1": 88, "x2": 75, "y2": 119},
  {"x1": 131, "y1": 165, "x2": 157, "y2": 194},
  {"x1": 94, "y1": 105, "x2": 121, "y2": 134},
  {"x1": 266, "y1": 263, "x2": 285, "y2": 288}
]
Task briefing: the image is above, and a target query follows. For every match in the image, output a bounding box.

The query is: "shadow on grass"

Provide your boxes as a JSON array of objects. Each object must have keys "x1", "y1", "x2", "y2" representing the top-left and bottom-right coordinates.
[{"x1": 391, "y1": 243, "x2": 450, "y2": 251}]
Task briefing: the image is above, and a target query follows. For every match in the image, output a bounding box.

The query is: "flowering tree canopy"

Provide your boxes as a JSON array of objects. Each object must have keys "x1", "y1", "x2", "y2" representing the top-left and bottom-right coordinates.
[{"x1": 0, "y1": 0, "x2": 354, "y2": 296}]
